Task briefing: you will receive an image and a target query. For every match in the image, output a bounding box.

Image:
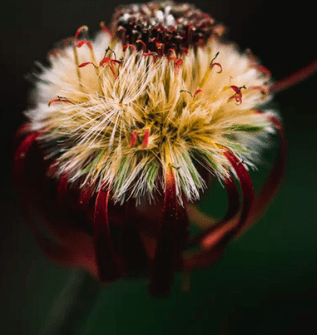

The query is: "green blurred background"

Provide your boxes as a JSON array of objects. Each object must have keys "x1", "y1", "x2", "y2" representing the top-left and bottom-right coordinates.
[{"x1": 1, "y1": 1, "x2": 316, "y2": 334}]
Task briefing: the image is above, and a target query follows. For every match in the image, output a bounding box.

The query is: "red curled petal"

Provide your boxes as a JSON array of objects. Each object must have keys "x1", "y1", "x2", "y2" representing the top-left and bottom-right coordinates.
[
  {"x1": 123, "y1": 44, "x2": 136, "y2": 53},
  {"x1": 184, "y1": 151, "x2": 254, "y2": 271},
  {"x1": 99, "y1": 57, "x2": 110, "y2": 66},
  {"x1": 78, "y1": 62, "x2": 98, "y2": 68},
  {"x1": 15, "y1": 123, "x2": 32, "y2": 138},
  {"x1": 32, "y1": 222, "x2": 98, "y2": 278},
  {"x1": 183, "y1": 246, "x2": 224, "y2": 271},
  {"x1": 100, "y1": 21, "x2": 112, "y2": 36},
  {"x1": 149, "y1": 165, "x2": 189, "y2": 297},
  {"x1": 12, "y1": 123, "x2": 32, "y2": 151},
  {"x1": 48, "y1": 98, "x2": 74, "y2": 106},
  {"x1": 99, "y1": 57, "x2": 121, "y2": 67},
  {"x1": 230, "y1": 85, "x2": 240, "y2": 94},
  {"x1": 13, "y1": 132, "x2": 40, "y2": 180},
  {"x1": 136, "y1": 39, "x2": 147, "y2": 52},
  {"x1": 210, "y1": 62, "x2": 222, "y2": 73},
  {"x1": 74, "y1": 25, "x2": 88, "y2": 43},
  {"x1": 76, "y1": 40, "x2": 93, "y2": 50},
  {"x1": 235, "y1": 112, "x2": 286, "y2": 236},
  {"x1": 229, "y1": 86, "x2": 243, "y2": 105},
  {"x1": 13, "y1": 133, "x2": 99, "y2": 277},
  {"x1": 193, "y1": 89, "x2": 206, "y2": 99},
  {"x1": 223, "y1": 150, "x2": 254, "y2": 236},
  {"x1": 188, "y1": 173, "x2": 240, "y2": 248},
  {"x1": 78, "y1": 184, "x2": 95, "y2": 211},
  {"x1": 115, "y1": 200, "x2": 149, "y2": 276},
  {"x1": 57, "y1": 172, "x2": 70, "y2": 208},
  {"x1": 94, "y1": 185, "x2": 123, "y2": 282}
]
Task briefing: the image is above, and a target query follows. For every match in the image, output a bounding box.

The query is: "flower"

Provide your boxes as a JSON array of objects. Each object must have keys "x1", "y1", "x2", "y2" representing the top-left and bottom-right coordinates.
[{"x1": 14, "y1": 1, "x2": 304, "y2": 297}]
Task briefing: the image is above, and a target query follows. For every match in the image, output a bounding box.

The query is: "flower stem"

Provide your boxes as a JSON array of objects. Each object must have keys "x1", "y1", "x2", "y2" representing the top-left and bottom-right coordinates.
[{"x1": 38, "y1": 270, "x2": 101, "y2": 335}]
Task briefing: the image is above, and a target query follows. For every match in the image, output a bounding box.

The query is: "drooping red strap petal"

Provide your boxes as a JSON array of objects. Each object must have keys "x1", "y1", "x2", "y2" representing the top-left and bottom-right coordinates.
[
  {"x1": 149, "y1": 166, "x2": 188, "y2": 297},
  {"x1": 57, "y1": 172, "x2": 70, "y2": 208},
  {"x1": 235, "y1": 114, "x2": 286, "y2": 236},
  {"x1": 188, "y1": 173, "x2": 240, "y2": 248},
  {"x1": 114, "y1": 200, "x2": 149, "y2": 277},
  {"x1": 77, "y1": 182, "x2": 95, "y2": 211},
  {"x1": 221, "y1": 150, "x2": 254, "y2": 241},
  {"x1": 14, "y1": 131, "x2": 99, "y2": 277},
  {"x1": 93, "y1": 186, "x2": 123, "y2": 282},
  {"x1": 183, "y1": 151, "x2": 254, "y2": 271},
  {"x1": 183, "y1": 246, "x2": 224, "y2": 271},
  {"x1": 32, "y1": 227, "x2": 98, "y2": 278},
  {"x1": 13, "y1": 132, "x2": 40, "y2": 180},
  {"x1": 14, "y1": 123, "x2": 32, "y2": 140}
]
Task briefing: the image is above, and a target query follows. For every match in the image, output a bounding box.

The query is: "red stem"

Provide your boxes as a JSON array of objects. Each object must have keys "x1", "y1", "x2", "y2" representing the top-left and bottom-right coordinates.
[{"x1": 271, "y1": 58, "x2": 317, "y2": 94}]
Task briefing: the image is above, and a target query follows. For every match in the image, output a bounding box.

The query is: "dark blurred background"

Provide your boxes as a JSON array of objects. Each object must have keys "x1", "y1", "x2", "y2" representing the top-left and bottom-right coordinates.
[{"x1": 1, "y1": 1, "x2": 317, "y2": 334}]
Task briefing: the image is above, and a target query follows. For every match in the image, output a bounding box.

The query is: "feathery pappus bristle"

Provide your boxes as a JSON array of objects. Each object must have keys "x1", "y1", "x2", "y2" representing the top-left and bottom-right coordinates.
[{"x1": 26, "y1": 1, "x2": 275, "y2": 205}]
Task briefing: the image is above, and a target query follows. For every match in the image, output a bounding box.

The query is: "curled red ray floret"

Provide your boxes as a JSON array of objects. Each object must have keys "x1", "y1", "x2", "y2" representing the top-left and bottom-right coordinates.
[
  {"x1": 117, "y1": 201, "x2": 149, "y2": 276},
  {"x1": 184, "y1": 150, "x2": 254, "y2": 270},
  {"x1": 13, "y1": 130, "x2": 98, "y2": 276},
  {"x1": 76, "y1": 40, "x2": 93, "y2": 50},
  {"x1": 123, "y1": 44, "x2": 136, "y2": 53},
  {"x1": 149, "y1": 164, "x2": 188, "y2": 297},
  {"x1": 222, "y1": 150, "x2": 254, "y2": 239},
  {"x1": 136, "y1": 39, "x2": 147, "y2": 52},
  {"x1": 14, "y1": 123, "x2": 32, "y2": 142},
  {"x1": 193, "y1": 89, "x2": 206, "y2": 99},
  {"x1": 99, "y1": 57, "x2": 122, "y2": 79},
  {"x1": 99, "y1": 57, "x2": 122, "y2": 67},
  {"x1": 94, "y1": 185, "x2": 123, "y2": 282},
  {"x1": 188, "y1": 172, "x2": 240, "y2": 249},
  {"x1": 209, "y1": 52, "x2": 222, "y2": 73},
  {"x1": 48, "y1": 97, "x2": 74, "y2": 107},
  {"x1": 233, "y1": 110, "x2": 286, "y2": 236},
  {"x1": 78, "y1": 183, "x2": 95, "y2": 211},
  {"x1": 57, "y1": 172, "x2": 70, "y2": 208},
  {"x1": 100, "y1": 21, "x2": 112, "y2": 36},
  {"x1": 210, "y1": 62, "x2": 222, "y2": 73},
  {"x1": 74, "y1": 25, "x2": 89, "y2": 43},
  {"x1": 13, "y1": 132, "x2": 40, "y2": 179},
  {"x1": 78, "y1": 62, "x2": 98, "y2": 69},
  {"x1": 229, "y1": 85, "x2": 246, "y2": 105}
]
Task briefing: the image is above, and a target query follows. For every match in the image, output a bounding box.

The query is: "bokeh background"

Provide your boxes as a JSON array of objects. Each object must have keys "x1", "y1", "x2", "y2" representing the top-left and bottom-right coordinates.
[{"x1": 1, "y1": 1, "x2": 317, "y2": 334}]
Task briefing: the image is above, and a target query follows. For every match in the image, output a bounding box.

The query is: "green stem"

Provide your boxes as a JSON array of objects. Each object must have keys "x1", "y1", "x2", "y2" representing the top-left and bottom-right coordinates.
[{"x1": 39, "y1": 270, "x2": 102, "y2": 335}]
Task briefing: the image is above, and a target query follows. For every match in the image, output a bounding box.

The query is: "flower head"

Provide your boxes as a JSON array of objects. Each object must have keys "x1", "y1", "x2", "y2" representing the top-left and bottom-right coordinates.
[{"x1": 13, "y1": 1, "x2": 300, "y2": 297}]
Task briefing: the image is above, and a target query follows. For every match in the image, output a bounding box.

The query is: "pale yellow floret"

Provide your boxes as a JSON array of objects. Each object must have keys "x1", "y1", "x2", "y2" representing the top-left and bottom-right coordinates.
[{"x1": 26, "y1": 30, "x2": 273, "y2": 203}]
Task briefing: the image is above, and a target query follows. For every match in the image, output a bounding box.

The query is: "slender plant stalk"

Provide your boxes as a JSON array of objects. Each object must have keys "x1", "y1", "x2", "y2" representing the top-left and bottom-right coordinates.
[{"x1": 38, "y1": 270, "x2": 102, "y2": 335}]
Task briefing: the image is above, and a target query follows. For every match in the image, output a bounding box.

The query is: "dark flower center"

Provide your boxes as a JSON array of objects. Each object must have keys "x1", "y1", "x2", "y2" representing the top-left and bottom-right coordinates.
[{"x1": 111, "y1": 1, "x2": 218, "y2": 55}]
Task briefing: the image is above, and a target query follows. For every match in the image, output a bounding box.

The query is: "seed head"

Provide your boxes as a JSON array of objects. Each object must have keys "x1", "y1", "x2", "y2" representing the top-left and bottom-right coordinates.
[{"x1": 26, "y1": 1, "x2": 273, "y2": 205}]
